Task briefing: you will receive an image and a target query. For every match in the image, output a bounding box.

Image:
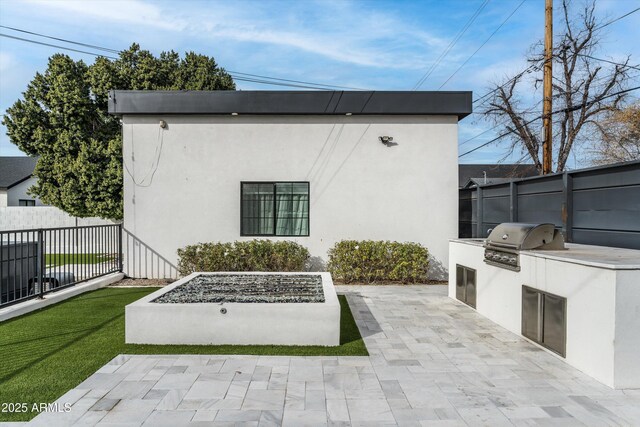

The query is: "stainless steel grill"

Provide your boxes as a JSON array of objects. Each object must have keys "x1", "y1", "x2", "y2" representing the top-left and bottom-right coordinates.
[{"x1": 484, "y1": 223, "x2": 564, "y2": 271}]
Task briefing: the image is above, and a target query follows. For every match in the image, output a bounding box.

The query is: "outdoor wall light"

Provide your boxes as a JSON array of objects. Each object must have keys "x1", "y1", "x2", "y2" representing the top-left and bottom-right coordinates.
[
  {"x1": 231, "y1": 112, "x2": 239, "y2": 116},
  {"x1": 379, "y1": 136, "x2": 394, "y2": 146}
]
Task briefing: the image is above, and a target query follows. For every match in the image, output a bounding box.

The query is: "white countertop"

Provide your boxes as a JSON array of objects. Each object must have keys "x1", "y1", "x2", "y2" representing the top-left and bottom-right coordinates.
[{"x1": 450, "y1": 239, "x2": 640, "y2": 270}]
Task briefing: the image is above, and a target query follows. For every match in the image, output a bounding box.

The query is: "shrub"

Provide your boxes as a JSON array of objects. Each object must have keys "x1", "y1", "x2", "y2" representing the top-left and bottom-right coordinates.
[
  {"x1": 327, "y1": 240, "x2": 429, "y2": 284},
  {"x1": 177, "y1": 240, "x2": 310, "y2": 276}
]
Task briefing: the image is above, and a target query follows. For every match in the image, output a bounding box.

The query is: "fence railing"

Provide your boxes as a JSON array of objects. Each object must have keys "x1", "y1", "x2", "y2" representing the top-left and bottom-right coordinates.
[
  {"x1": 459, "y1": 160, "x2": 640, "y2": 249},
  {"x1": 0, "y1": 224, "x2": 122, "y2": 308}
]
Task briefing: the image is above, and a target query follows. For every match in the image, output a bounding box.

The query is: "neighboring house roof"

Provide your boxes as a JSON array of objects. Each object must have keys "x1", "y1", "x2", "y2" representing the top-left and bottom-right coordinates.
[
  {"x1": 462, "y1": 177, "x2": 517, "y2": 189},
  {"x1": 459, "y1": 164, "x2": 538, "y2": 188},
  {"x1": 0, "y1": 156, "x2": 38, "y2": 190},
  {"x1": 108, "y1": 90, "x2": 473, "y2": 119}
]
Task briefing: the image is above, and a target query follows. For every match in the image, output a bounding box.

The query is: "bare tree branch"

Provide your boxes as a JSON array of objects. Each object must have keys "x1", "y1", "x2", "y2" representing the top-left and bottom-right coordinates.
[{"x1": 481, "y1": 0, "x2": 632, "y2": 172}]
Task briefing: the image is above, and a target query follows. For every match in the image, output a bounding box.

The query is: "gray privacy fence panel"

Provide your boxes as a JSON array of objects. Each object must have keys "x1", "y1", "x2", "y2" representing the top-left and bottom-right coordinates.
[
  {"x1": 459, "y1": 160, "x2": 640, "y2": 250},
  {"x1": 458, "y1": 189, "x2": 474, "y2": 238}
]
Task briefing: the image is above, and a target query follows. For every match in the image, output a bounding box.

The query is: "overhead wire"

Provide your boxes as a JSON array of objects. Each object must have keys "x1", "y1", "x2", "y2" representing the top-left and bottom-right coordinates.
[
  {"x1": 576, "y1": 54, "x2": 640, "y2": 71},
  {"x1": 461, "y1": 5, "x2": 640, "y2": 155},
  {"x1": 0, "y1": 25, "x2": 121, "y2": 53},
  {"x1": 412, "y1": 0, "x2": 490, "y2": 90},
  {"x1": 471, "y1": 6, "x2": 640, "y2": 107},
  {"x1": 0, "y1": 33, "x2": 118, "y2": 59},
  {"x1": 438, "y1": 0, "x2": 526, "y2": 90},
  {"x1": 596, "y1": 7, "x2": 640, "y2": 29},
  {"x1": 458, "y1": 85, "x2": 640, "y2": 158},
  {"x1": 464, "y1": 69, "x2": 639, "y2": 147},
  {"x1": 0, "y1": 26, "x2": 366, "y2": 91}
]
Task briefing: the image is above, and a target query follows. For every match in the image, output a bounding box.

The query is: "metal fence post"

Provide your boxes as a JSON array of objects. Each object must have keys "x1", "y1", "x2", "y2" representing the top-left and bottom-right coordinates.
[
  {"x1": 476, "y1": 187, "x2": 484, "y2": 238},
  {"x1": 510, "y1": 181, "x2": 518, "y2": 222},
  {"x1": 37, "y1": 229, "x2": 44, "y2": 298},
  {"x1": 562, "y1": 172, "x2": 573, "y2": 242},
  {"x1": 118, "y1": 223, "x2": 123, "y2": 273}
]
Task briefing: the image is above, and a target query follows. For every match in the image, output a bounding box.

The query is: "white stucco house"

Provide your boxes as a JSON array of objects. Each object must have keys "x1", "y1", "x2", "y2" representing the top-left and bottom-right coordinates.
[
  {"x1": 0, "y1": 156, "x2": 43, "y2": 207},
  {"x1": 108, "y1": 90, "x2": 472, "y2": 279}
]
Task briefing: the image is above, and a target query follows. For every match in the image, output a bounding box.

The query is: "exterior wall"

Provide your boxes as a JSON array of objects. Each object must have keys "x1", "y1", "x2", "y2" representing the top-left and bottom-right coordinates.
[
  {"x1": 7, "y1": 177, "x2": 44, "y2": 206},
  {"x1": 614, "y1": 269, "x2": 640, "y2": 389},
  {"x1": 122, "y1": 114, "x2": 459, "y2": 279},
  {"x1": 0, "y1": 207, "x2": 115, "y2": 231},
  {"x1": 449, "y1": 239, "x2": 640, "y2": 389},
  {"x1": 0, "y1": 190, "x2": 6, "y2": 207}
]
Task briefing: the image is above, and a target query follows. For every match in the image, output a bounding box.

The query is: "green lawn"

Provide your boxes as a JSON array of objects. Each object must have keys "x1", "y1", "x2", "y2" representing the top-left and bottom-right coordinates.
[
  {"x1": 0, "y1": 287, "x2": 367, "y2": 421},
  {"x1": 45, "y1": 253, "x2": 114, "y2": 266}
]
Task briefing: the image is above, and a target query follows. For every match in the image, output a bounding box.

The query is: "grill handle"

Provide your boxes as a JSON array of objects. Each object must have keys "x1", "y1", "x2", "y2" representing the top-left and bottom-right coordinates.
[{"x1": 484, "y1": 241, "x2": 519, "y2": 252}]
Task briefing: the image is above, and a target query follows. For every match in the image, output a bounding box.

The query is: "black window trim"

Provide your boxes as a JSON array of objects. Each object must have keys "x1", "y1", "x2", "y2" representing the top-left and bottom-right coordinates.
[
  {"x1": 240, "y1": 181, "x2": 310, "y2": 237},
  {"x1": 18, "y1": 199, "x2": 36, "y2": 206}
]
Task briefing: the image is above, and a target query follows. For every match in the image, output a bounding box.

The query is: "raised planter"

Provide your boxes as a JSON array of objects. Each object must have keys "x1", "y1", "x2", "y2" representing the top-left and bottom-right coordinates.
[{"x1": 125, "y1": 272, "x2": 340, "y2": 346}]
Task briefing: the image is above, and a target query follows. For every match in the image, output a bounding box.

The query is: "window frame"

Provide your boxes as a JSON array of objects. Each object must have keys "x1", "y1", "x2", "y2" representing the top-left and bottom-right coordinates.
[
  {"x1": 240, "y1": 181, "x2": 310, "y2": 237},
  {"x1": 18, "y1": 199, "x2": 36, "y2": 206}
]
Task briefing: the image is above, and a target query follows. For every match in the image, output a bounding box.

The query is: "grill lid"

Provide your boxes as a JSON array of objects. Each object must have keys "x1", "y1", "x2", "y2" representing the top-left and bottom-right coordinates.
[{"x1": 485, "y1": 223, "x2": 563, "y2": 251}]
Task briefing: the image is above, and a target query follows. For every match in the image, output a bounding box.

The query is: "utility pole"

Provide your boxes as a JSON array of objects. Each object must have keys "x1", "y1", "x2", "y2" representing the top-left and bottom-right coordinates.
[{"x1": 542, "y1": 0, "x2": 553, "y2": 174}]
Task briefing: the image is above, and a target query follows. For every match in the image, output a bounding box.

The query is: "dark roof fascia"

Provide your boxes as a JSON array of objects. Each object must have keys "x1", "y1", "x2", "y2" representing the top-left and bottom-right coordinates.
[
  {"x1": 7, "y1": 174, "x2": 33, "y2": 189},
  {"x1": 108, "y1": 90, "x2": 473, "y2": 119}
]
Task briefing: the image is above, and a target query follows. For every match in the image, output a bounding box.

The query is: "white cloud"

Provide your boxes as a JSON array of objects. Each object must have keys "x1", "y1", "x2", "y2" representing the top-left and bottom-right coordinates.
[
  {"x1": 12, "y1": 0, "x2": 449, "y2": 70},
  {"x1": 25, "y1": 0, "x2": 186, "y2": 31},
  {"x1": 182, "y1": 1, "x2": 447, "y2": 69},
  {"x1": 202, "y1": 25, "x2": 427, "y2": 69}
]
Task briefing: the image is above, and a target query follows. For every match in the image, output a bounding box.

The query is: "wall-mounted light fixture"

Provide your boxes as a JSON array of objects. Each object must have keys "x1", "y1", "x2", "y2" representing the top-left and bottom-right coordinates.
[{"x1": 379, "y1": 136, "x2": 394, "y2": 146}]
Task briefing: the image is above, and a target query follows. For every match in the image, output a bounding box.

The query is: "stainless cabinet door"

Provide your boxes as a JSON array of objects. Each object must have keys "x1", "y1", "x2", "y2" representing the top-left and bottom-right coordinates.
[
  {"x1": 543, "y1": 293, "x2": 566, "y2": 357},
  {"x1": 466, "y1": 269, "x2": 476, "y2": 308},
  {"x1": 456, "y1": 265, "x2": 465, "y2": 302},
  {"x1": 522, "y1": 287, "x2": 541, "y2": 342}
]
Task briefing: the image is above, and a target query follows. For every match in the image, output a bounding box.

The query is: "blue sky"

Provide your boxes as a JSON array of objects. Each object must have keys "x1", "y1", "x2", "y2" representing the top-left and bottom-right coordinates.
[{"x1": 1, "y1": 0, "x2": 638, "y2": 166}]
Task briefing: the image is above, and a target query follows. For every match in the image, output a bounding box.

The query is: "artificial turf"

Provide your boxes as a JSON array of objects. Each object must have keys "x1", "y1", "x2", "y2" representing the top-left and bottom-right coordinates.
[
  {"x1": 45, "y1": 253, "x2": 114, "y2": 266},
  {"x1": 0, "y1": 287, "x2": 367, "y2": 421}
]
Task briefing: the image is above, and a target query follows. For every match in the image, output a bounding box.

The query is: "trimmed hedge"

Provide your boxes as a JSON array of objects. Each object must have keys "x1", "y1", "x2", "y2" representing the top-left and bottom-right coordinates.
[
  {"x1": 327, "y1": 240, "x2": 429, "y2": 284},
  {"x1": 177, "y1": 240, "x2": 310, "y2": 275}
]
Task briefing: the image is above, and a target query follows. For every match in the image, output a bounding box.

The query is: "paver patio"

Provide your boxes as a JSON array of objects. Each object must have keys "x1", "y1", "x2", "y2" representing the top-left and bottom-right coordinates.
[{"x1": 29, "y1": 285, "x2": 640, "y2": 426}]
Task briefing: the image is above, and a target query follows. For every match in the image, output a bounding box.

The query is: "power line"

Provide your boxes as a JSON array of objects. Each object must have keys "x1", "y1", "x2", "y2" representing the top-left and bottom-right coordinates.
[
  {"x1": 412, "y1": 0, "x2": 490, "y2": 90},
  {"x1": 577, "y1": 54, "x2": 640, "y2": 71},
  {"x1": 438, "y1": 0, "x2": 526, "y2": 90},
  {"x1": 470, "y1": 6, "x2": 640, "y2": 109},
  {"x1": 466, "y1": 69, "x2": 639, "y2": 147},
  {"x1": 228, "y1": 70, "x2": 368, "y2": 91},
  {"x1": 0, "y1": 26, "x2": 368, "y2": 91},
  {"x1": 472, "y1": 63, "x2": 540, "y2": 106},
  {"x1": 459, "y1": 85, "x2": 640, "y2": 158},
  {"x1": 597, "y1": 7, "x2": 640, "y2": 29},
  {"x1": 0, "y1": 25, "x2": 120, "y2": 54},
  {"x1": 231, "y1": 76, "x2": 329, "y2": 90},
  {"x1": 0, "y1": 33, "x2": 118, "y2": 59}
]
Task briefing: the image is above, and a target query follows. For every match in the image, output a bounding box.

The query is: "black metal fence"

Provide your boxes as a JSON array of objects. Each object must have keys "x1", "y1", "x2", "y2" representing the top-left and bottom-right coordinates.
[
  {"x1": 459, "y1": 160, "x2": 640, "y2": 249},
  {"x1": 0, "y1": 224, "x2": 122, "y2": 308}
]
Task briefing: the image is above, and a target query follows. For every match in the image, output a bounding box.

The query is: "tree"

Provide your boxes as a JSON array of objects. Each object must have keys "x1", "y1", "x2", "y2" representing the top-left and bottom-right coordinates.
[
  {"x1": 483, "y1": 0, "x2": 631, "y2": 173},
  {"x1": 589, "y1": 103, "x2": 640, "y2": 165},
  {"x1": 2, "y1": 44, "x2": 235, "y2": 220}
]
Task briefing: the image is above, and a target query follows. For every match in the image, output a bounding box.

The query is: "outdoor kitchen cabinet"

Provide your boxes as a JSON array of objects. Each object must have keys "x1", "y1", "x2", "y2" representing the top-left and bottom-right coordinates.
[
  {"x1": 455, "y1": 264, "x2": 476, "y2": 308},
  {"x1": 522, "y1": 286, "x2": 566, "y2": 357},
  {"x1": 449, "y1": 238, "x2": 640, "y2": 389}
]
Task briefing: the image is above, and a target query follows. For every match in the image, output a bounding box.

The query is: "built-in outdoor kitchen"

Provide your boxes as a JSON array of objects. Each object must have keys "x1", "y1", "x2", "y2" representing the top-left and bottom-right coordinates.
[{"x1": 449, "y1": 223, "x2": 640, "y2": 389}]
